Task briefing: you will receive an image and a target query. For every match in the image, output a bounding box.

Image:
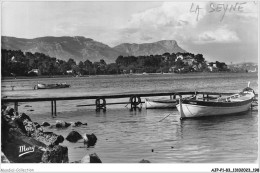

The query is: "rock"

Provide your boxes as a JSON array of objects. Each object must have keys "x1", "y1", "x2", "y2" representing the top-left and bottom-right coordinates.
[
  {"x1": 1, "y1": 107, "x2": 68, "y2": 163},
  {"x1": 71, "y1": 160, "x2": 81, "y2": 163},
  {"x1": 74, "y1": 121, "x2": 83, "y2": 126},
  {"x1": 2, "y1": 128, "x2": 46, "y2": 163},
  {"x1": 55, "y1": 120, "x2": 71, "y2": 128},
  {"x1": 66, "y1": 130, "x2": 83, "y2": 142},
  {"x1": 41, "y1": 122, "x2": 50, "y2": 127},
  {"x1": 80, "y1": 154, "x2": 90, "y2": 163},
  {"x1": 33, "y1": 132, "x2": 64, "y2": 146},
  {"x1": 83, "y1": 133, "x2": 97, "y2": 147},
  {"x1": 33, "y1": 122, "x2": 41, "y2": 129},
  {"x1": 24, "y1": 105, "x2": 32, "y2": 107},
  {"x1": 20, "y1": 113, "x2": 32, "y2": 121},
  {"x1": 1, "y1": 152, "x2": 10, "y2": 163},
  {"x1": 2, "y1": 105, "x2": 7, "y2": 112},
  {"x1": 70, "y1": 121, "x2": 88, "y2": 127},
  {"x1": 139, "y1": 159, "x2": 151, "y2": 163},
  {"x1": 3, "y1": 107, "x2": 15, "y2": 116},
  {"x1": 74, "y1": 153, "x2": 102, "y2": 163},
  {"x1": 89, "y1": 153, "x2": 102, "y2": 163},
  {"x1": 41, "y1": 145, "x2": 69, "y2": 163}
]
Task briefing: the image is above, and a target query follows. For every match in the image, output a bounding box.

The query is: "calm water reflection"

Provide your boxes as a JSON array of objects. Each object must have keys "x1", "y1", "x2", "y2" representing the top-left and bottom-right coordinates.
[{"x1": 1, "y1": 73, "x2": 258, "y2": 163}]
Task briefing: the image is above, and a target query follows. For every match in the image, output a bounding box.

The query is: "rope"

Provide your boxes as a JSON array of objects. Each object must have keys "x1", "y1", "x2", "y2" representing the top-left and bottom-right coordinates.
[{"x1": 159, "y1": 113, "x2": 171, "y2": 122}]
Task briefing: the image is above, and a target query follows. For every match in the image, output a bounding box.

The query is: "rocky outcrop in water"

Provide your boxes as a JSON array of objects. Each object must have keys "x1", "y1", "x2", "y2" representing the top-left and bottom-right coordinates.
[
  {"x1": 72, "y1": 153, "x2": 102, "y2": 163},
  {"x1": 139, "y1": 159, "x2": 151, "y2": 163},
  {"x1": 66, "y1": 130, "x2": 83, "y2": 143},
  {"x1": 43, "y1": 120, "x2": 88, "y2": 129},
  {"x1": 83, "y1": 133, "x2": 97, "y2": 147},
  {"x1": 1, "y1": 106, "x2": 100, "y2": 163},
  {"x1": 66, "y1": 131, "x2": 97, "y2": 147},
  {"x1": 41, "y1": 122, "x2": 50, "y2": 127},
  {"x1": 1, "y1": 106, "x2": 68, "y2": 163},
  {"x1": 1, "y1": 152, "x2": 10, "y2": 163}
]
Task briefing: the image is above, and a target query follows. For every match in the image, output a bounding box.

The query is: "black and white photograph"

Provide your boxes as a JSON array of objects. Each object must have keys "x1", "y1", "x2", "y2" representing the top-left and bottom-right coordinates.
[{"x1": 1, "y1": 0, "x2": 259, "y2": 172}]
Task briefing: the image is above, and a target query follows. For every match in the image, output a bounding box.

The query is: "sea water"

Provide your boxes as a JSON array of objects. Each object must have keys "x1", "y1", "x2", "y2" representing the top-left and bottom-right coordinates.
[{"x1": 1, "y1": 73, "x2": 258, "y2": 163}]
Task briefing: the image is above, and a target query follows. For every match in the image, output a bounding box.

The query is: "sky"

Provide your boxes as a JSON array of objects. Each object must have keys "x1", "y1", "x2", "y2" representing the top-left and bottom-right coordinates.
[{"x1": 1, "y1": 1, "x2": 259, "y2": 63}]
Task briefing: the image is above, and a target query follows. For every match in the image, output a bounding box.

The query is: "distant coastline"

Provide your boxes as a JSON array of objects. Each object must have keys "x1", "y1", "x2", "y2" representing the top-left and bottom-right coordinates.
[
  {"x1": 2, "y1": 48, "x2": 257, "y2": 78},
  {"x1": 1, "y1": 71, "x2": 257, "y2": 81}
]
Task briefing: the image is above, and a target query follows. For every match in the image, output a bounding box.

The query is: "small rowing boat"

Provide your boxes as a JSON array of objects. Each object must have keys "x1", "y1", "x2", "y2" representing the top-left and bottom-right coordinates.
[
  {"x1": 145, "y1": 98, "x2": 177, "y2": 109},
  {"x1": 34, "y1": 83, "x2": 70, "y2": 90},
  {"x1": 176, "y1": 85, "x2": 255, "y2": 119}
]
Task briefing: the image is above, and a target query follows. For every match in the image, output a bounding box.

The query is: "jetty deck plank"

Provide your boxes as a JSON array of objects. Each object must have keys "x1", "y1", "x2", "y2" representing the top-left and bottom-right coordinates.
[{"x1": 1, "y1": 91, "x2": 238, "y2": 103}]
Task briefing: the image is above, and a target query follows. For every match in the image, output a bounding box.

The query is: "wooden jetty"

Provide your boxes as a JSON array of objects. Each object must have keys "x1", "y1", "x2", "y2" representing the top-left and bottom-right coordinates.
[{"x1": 1, "y1": 91, "x2": 256, "y2": 117}]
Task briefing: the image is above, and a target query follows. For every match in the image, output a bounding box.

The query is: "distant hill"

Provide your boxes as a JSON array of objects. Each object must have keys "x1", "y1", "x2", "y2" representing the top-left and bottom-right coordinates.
[
  {"x1": 113, "y1": 40, "x2": 186, "y2": 56},
  {"x1": 1, "y1": 36, "x2": 127, "y2": 63},
  {"x1": 1, "y1": 36, "x2": 186, "y2": 63}
]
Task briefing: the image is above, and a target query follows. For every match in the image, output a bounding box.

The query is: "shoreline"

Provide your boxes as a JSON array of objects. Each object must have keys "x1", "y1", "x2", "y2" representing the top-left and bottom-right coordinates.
[{"x1": 1, "y1": 71, "x2": 256, "y2": 81}]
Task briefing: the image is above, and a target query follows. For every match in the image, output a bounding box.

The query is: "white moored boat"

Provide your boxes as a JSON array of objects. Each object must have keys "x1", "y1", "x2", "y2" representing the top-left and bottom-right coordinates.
[
  {"x1": 145, "y1": 98, "x2": 177, "y2": 109},
  {"x1": 34, "y1": 83, "x2": 70, "y2": 90},
  {"x1": 176, "y1": 86, "x2": 255, "y2": 119}
]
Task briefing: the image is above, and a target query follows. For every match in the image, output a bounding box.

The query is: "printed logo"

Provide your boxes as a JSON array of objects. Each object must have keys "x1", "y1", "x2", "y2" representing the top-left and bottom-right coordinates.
[{"x1": 18, "y1": 145, "x2": 35, "y2": 157}]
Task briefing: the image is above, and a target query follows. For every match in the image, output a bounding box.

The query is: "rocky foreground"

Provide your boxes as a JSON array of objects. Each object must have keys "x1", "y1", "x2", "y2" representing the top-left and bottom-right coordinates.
[{"x1": 1, "y1": 105, "x2": 100, "y2": 163}]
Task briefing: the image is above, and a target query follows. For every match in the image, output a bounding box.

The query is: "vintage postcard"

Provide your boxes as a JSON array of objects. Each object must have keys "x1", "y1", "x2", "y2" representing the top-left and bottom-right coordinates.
[{"x1": 1, "y1": 1, "x2": 258, "y2": 172}]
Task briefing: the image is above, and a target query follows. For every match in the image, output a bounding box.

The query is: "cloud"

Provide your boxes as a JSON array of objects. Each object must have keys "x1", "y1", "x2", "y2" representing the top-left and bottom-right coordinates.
[
  {"x1": 112, "y1": 1, "x2": 258, "y2": 62},
  {"x1": 195, "y1": 27, "x2": 240, "y2": 44}
]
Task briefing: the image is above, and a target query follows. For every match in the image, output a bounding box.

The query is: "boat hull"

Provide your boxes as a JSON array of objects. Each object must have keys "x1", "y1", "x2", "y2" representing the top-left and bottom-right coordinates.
[
  {"x1": 36, "y1": 83, "x2": 70, "y2": 89},
  {"x1": 176, "y1": 86, "x2": 255, "y2": 119},
  {"x1": 176, "y1": 101, "x2": 252, "y2": 118},
  {"x1": 145, "y1": 98, "x2": 177, "y2": 109}
]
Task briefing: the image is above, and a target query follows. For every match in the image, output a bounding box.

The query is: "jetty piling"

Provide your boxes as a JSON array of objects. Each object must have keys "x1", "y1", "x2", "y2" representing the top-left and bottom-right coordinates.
[
  {"x1": 51, "y1": 100, "x2": 57, "y2": 117},
  {"x1": 129, "y1": 96, "x2": 142, "y2": 109},
  {"x1": 95, "y1": 97, "x2": 106, "y2": 112}
]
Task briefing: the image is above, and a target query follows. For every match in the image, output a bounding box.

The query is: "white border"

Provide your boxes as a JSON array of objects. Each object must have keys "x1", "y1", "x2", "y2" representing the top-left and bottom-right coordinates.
[{"x1": 0, "y1": 0, "x2": 259, "y2": 172}]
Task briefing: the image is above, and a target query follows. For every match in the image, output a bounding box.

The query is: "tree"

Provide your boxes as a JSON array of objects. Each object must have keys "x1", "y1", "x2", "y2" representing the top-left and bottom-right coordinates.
[
  {"x1": 84, "y1": 60, "x2": 93, "y2": 75},
  {"x1": 99, "y1": 59, "x2": 107, "y2": 74},
  {"x1": 175, "y1": 59, "x2": 184, "y2": 69},
  {"x1": 107, "y1": 63, "x2": 119, "y2": 74},
  {"x1": 194, "y1": 54, "x2": 205, "y2": 64},
  {"x1": 67, "y1": 58, "x2": 76, "y2": 69}
]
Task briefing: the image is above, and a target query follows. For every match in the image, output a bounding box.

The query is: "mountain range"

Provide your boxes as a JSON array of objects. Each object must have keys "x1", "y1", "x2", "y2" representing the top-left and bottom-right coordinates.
[{"x1": 1, "y1": 36, "x2": 186, "y2": 63}]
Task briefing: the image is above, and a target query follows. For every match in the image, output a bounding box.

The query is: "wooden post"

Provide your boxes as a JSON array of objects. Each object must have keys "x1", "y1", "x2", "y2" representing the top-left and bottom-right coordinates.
[
  {"x1": 14, "y1": 102, "x2": 18, "y2": 115},
  {"x1": 51, "y1": 101, "x2": 54, "y2": 117},
  {"x1": 54, "y1": 100, "x2": 57, "y2": 116}
]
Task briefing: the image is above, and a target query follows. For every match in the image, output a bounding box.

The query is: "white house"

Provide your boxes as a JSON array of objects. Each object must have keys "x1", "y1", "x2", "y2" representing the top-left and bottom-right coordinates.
[
  {"x1": 28, "y1": 69, "x2": 40, "y2": 75},
  {"x1": 66, "y1": 70, "x2": 73, "y2": 74},
  {"x1": 176, "y1": 55, "x2": 183, "y2": 61}
]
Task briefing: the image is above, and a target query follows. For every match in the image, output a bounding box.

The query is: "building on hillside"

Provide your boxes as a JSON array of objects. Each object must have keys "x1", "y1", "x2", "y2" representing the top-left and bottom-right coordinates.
[
  {"x1": 207, "y1": 66, "x2": 218, "y2": 72},
  {"x1": 176, "y1": 55, "x2": 183, "y2": 61},
  {"x1": 248, "y1": 68, "x2": 257, "y2": 72},
  {"x1": 208, "y1": 62, "x2": 217, "y2": 68},
  {"x1": 168, "y1": 66, "x2": 176, "y2": 73},
  {"x1": 183, "y1": 58, "x2": 194, "y2": 66},
  {"x1": 66, "y1": 70, "x2": 73, "y2": 74},
  {"x1": 28, "y1": 69, "x2": 40, "y2": 75}
]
